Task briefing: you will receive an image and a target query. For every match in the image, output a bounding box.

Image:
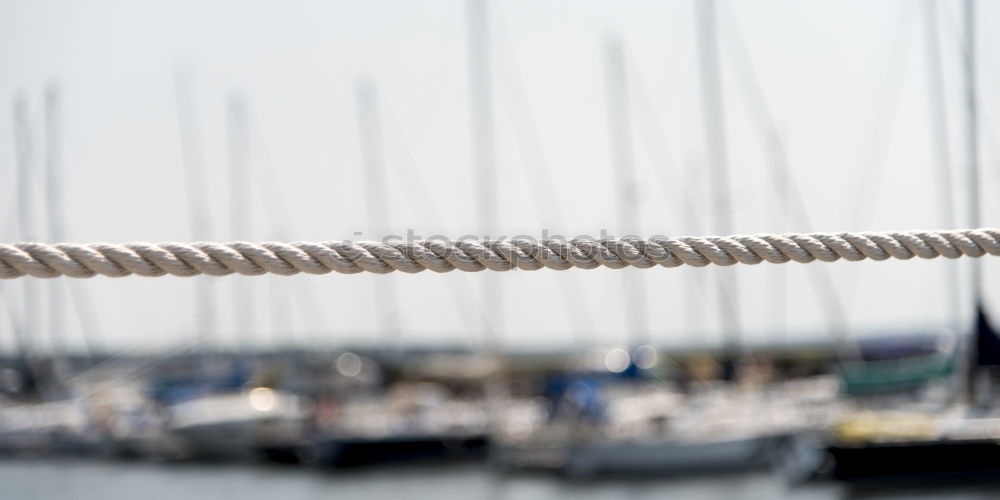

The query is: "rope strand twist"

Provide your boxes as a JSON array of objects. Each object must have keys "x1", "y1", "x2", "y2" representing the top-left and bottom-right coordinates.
[{"x1": 1, "y1": 228, "x2": 998, "y2": 280}]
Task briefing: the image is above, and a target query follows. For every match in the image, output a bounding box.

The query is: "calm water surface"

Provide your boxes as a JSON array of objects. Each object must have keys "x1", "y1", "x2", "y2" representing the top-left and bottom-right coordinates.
[{"x1": 0, "y1": 459, "x2": 997, "y2": 499}]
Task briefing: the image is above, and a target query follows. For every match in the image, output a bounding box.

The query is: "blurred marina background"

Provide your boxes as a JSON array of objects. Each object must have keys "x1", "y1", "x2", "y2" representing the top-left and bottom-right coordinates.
[{"x1": 1, "y1": 0, "x2": 1000, "y2": 498}]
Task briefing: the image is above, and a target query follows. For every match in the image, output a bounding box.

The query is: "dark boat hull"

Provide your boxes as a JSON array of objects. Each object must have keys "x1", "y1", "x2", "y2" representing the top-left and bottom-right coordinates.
[
  {"x1": 312, "y1": 435, "x2": 489, "y2": 467},
  {"x1": 830, "y1": 440, "x2": 1000, "y2": 481}
]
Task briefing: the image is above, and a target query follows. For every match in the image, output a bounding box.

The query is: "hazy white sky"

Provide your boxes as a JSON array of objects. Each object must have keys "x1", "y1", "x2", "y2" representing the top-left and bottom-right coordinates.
[{"x1": 1, "y1": 0, "x2": 999, "y2": 353}]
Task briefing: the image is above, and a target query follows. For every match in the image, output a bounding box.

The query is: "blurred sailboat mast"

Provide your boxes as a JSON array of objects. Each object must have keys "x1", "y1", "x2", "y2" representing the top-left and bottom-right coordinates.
[
  {"x1": 695, "y1": 0, "x2": 741, "y2": 375},
  {"x1": 467, "y1": 0, "x2": 501, "y2": 348},
  {"x1": 921, "y1": 0, "x2": 961, "y2": 333},
  {"x1": 356, "y1": 79, "x2": 401, "y2": 350},
  {"x1": 467, "y1": 0, "x2": 508, "y2": 431},
  {"x1": 227, "y1": 93, "x2": 256, "y2": 350},
  {"x1": 961, "y1": 0, "x2": 984, "y2": 403},
  {"x1": 12, "y1": 95, "x2": 37, "y2": 367},
  {"x1": 43, "y1": 82, "x2": 104, "y2": 360},
  {"x1": 491, "y1": 20, "x2": 598, "y2": 348},
  {"x1": 603, "y1": 37, "x2": 648, "y2": 348},
  {"x1": 766, "y1": 134, "x2": 789, "y2": 342},
  {"x1": 962, "y1": 0, "x2": 981, "y2": 306},
  {"x1": 174, "y1": 65, "x2": 216, "y2": 351},
  {"x1": 42, "y1": 85, "x2": 66, "y2": 357}
]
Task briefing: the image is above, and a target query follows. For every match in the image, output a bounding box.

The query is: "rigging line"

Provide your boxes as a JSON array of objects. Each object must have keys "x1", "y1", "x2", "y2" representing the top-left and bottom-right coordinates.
[
  {"x1": 845, "y1": 2, "x2": 918, "y2": 232},
  {"x1": 381, "y1": 104, "x2": 498, "y2": 352},
  {"x1": 605, "y1": 35, "x2": 651, "y2": 347},
  {"x1": 0, "y1": 176, "x2": 19, "y2": 353},
  {"x1": 249, "y1": 104, "x2": 332, "y2": 344},
  {"x1": 491, "y1": 8, "x2": 598, "y2": 344},
  {"x1": 0, "y1": 291, "x2": 33, "y2": 370},
  {"x1": 695, "y1": 0, "x2": 744, "y2": 363},
  {"x1": 61, "y1": 275, "x2": 229, "y2": 389},
  {"x1": 266, "y1": 277, "x2": 290, "y2": 348},
  {"x1": 718, "y1": 0, "x2": 853, "y2": 344},
  {"x1": 922, "y1": 0, "x2": 956, "y2": 227},
  {"x1": 0, "y1": 122, "x2": 17, "y2": 356},
  {"x1": 66, "y1": 329, "x2": 222, "y2": 397},
  {"x1": 724, "y1": 1, "x2": 915, "y2": 339},
  {"x1": 940, "y1": 0, "x2": 1000, "y2": 181},
  {"x1": 921, "y1": 0, "x2": 962, "y2": 332},
  {"x1": 13, "y1": 93, "x2": 38, "y2": 358},
  {"x1": 173, "y1": 63, "x2": 217, "y2": 349},
  {"x1": 0, "y1": 188, "x2": 27, "y2": 366},
  {"x1": 620, "y1": 43, "x2": 713, "y2": 338},
  {"x1": 66, "y1": 282, "x2": 105, "y2": 355},
  {"x1": 467, "y1": 0, "x2": 503, "y2": 347},
  {"x1": 625, "y1": 48, "x2": 711, "y2": 253},
  {"x1": 44, "y1": 82, "x2": 106, "y2": 357},
  {"x1": 961, "y1": 0, "x2": 981, "y2": 310},
  {"x1": 356, "y1": 79, "x2": 402, "y2": 351},
  {"x1": 173, "y1": 64, "x2": 212, "y2": 241},
  {"x1": 226, "y1": 91, "x2": 258, "y2": 350}
]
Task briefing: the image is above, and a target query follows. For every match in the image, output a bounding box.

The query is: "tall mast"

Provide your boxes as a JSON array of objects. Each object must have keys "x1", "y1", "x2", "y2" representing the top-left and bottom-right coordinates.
[
  {"x1": 355, "y1": 79, "x2": 400, "y2": 346},
  {"x1": 43, "y1": 86, "x2": 104, "y2": 359},
  {"x1": 227, "y1": 92, "x2": 255, "y2": 349},
  {"x1": 963, "y1": 0, "x2": 980, "y2": 306},
  {"x1": 962, "y1": 0, "x2": 982, "y2": 403},
  {"x1": 467, "y1": 0, "x2": 501, "y2": 345},
  {"x1": 603, "y1": 37, "x2": 648, "y2": 347},
  {"x1": 695, "y1": 0, "x2": 741, "y2": 370},
  {"x1": 173, "y1": 65, "x2": 216, "y2": 349},
  {"x1": 922, "y1": 0, "x2": 960, "y2": 332},
  {"x1": 43, "y1": 84, "x2": 66, "y2": 356},
  {"x1": 766, "y1": 132, "x2": 788, "y2": 342},
  {"x1": 492, "y1": 24, "x2": 598, "y2": 347},
  {"x1": 12, "y1": 94, "x2": 37, "y2": 359}
]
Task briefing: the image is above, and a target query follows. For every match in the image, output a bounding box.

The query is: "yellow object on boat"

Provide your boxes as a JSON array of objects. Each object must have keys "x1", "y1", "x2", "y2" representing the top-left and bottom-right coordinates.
[{"x1": 833, "y1": 411, "x2": 940, "y2": 445}]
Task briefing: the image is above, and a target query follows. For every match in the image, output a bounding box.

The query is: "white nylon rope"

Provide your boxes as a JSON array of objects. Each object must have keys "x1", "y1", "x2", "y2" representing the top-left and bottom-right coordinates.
[{"x1": 0, "y1": 228, "x2": 997, "y2": 280}]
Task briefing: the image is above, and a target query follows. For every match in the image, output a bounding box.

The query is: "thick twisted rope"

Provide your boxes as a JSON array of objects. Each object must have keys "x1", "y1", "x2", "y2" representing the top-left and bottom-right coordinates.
[{"x1": 0, "y1": 228, "x2": 998, "y2": 280}]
